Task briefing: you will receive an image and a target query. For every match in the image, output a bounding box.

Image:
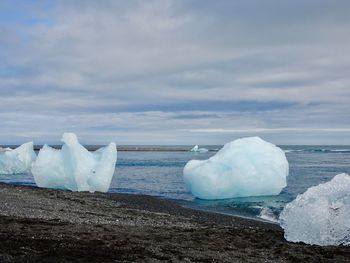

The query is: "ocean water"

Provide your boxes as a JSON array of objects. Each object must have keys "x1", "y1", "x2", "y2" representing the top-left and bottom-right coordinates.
[{"x1": 1, "y1": 145, "x2": 350, "y2": 222}]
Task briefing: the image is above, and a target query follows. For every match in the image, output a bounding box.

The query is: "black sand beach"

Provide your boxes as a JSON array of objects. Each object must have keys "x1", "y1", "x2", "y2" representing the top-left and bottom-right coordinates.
[{"x1": 0, "y1": 183, "x2": 349, "y2": 262}]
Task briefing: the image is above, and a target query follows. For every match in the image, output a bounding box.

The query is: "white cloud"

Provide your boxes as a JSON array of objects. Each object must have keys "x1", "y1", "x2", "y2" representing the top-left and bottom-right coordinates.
[{"x1": 0, "y1": 0, "x2": 350, "y2": 144}]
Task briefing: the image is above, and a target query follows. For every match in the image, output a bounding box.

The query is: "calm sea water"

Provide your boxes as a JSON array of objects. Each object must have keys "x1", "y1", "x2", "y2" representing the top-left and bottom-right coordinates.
[{"x1": 1, "y1": 145, "x2": 350, "y2": 222}]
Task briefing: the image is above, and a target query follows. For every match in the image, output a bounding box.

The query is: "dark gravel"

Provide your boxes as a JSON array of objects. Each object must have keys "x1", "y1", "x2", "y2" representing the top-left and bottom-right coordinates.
[{"x1": 0, "y1": 183, "x2": 349, "y2": 262}]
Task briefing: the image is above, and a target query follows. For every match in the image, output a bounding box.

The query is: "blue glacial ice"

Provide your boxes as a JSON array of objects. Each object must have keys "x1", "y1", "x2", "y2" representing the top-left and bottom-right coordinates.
[
  {"x1": 32, "y1": 133, "x2": 117, "y2": 193},
  {"x1": 183, "y1": 137, "x2": 289, "y2": 199},
  {"x1": 190, "y1": 145, "x2": 209, "y2": 153},
  {"x1": 279, "y1": 173, "x2": 350, "y2": 246},
  {"x1": 0, "y1": 142, "x2": 36, "y2": 174}
]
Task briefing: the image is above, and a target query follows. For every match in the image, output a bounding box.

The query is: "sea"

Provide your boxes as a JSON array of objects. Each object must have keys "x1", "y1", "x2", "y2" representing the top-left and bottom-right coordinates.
[{"x1": 1, "y1": 145, "x2": 350, "y2": 223}]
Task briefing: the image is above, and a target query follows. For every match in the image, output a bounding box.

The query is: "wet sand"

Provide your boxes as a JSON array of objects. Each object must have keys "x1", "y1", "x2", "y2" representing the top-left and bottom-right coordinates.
[{"x1": 0, "y1": 183, "x2": 349, "y2": 262}]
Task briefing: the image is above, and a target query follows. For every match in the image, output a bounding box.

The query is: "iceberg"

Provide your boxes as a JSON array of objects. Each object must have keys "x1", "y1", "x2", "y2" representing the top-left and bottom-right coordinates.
[
  {"x1": 279, "y1": 173, "x2": 350, "y2": 246},
  {"x1": 32, "y1": 133, "x2": 117, "y2": 193},
  {"x1": 183, "y1": 137, "x2": 289, "y2": 199},
  {"x1": 0, "y1": 142, "x2": 36, "y2": 174},
  {"x1": 190, "y1": 145, "x2": 209, "y2": 153}
]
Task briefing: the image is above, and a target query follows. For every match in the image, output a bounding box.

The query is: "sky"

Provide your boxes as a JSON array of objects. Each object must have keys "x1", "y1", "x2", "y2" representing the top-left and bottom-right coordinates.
[{"x1": 0, "y1": 0, "x2": 350, "y2": 145}]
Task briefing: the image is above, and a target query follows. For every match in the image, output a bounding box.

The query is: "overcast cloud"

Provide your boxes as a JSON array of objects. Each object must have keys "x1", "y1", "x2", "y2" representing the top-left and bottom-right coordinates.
[{"x1": 0, "y1": 0, "x2": 349, "y2": 145}]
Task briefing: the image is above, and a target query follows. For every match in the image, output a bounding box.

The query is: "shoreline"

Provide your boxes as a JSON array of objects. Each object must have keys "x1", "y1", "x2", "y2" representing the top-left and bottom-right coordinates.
[
  {"x1": 0, "y1": 183, "x2": 349, "y2": 262},
  {"x1": 4, "y1": 182, "x2": 279, "y2": 224}
]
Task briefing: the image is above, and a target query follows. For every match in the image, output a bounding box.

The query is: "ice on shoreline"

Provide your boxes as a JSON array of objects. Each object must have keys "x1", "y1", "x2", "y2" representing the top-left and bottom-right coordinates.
[
  {"x1": 0, "y1": 142, "x2": 36, "y2": 174},
  {"x1": 258, "y1": 207, "x2": 278, "y2": 223},
  {"x1": 190, "y1": 145, "x2": 209, "y2": 153},
  {"x1": 183, "y1": 137, "x2": 289, "y2": 199},
  {"x1": 32, "y1": 133, "x2": 117, "y2": 193},
  {"x1": 279, "y1": 173, "x2": 350, "y2": 246}
]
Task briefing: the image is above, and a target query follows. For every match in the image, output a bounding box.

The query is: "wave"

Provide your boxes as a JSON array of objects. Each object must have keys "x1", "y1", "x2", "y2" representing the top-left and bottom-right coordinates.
[
  {"x1": 284, "y1": 150, "x2": 303, "y2": 153},
  {"x1": 284, "y1": 149, "x2": 350, "y2": 153}
]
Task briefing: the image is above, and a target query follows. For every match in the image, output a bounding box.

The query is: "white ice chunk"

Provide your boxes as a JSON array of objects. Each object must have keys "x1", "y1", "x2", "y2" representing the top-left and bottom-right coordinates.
[
  {"x1": 191, "y1": 145, "x2": 199, "y2": 152},
  {"x1": 32, "y1": 133, "x2": 117, "y2": 193},
  {"x1": 258, "y1": 207, "x2": 278, "y2": 223},
  {"x1": 0, "y1": 142, "x2": 36, "y2": 174},
  {"x1": 190, "y1": 145, "x2": 209, "y2": 153},
  {"x1": 183, "y1": 137, "x2": 289, "y2": 199},
  {"x1": 279, "y1": 173, "x2": 350, "y2": 246}
]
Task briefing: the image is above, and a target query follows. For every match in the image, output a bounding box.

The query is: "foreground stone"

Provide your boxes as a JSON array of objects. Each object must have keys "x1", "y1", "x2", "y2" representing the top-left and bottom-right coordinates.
[{"x1": 0, "y1": 183, "x2": 349, "y2": 262}]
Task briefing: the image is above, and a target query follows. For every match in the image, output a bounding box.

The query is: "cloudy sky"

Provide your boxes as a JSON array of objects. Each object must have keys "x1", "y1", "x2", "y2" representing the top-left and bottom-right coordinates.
[{"x1": 1, "y1": 0, "x2": 350, "y2": 145}]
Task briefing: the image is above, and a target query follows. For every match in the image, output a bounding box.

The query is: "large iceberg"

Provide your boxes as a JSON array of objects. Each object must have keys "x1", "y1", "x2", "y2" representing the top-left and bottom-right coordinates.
[
  {"x1": 183, "y1": 137, "x2": 288, "y2": 199},
  {"x1": 279, "y1": 173, "x2": 350, "y2": 246},
  {"x1": 32, "y1": 133, "x2": 117, "y2": 193},
  {"x1": 0, "y1": 142, "x2": 36, "y2": 174}
]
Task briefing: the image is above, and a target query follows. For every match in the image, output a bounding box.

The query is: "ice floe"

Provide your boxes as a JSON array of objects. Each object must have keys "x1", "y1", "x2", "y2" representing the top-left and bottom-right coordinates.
[
  {"x1": 279, "y1": 173, "x2": 350, "y2": 246},
  {"x1": 32, "y1": 133, "x2": 117, "y2": 193},
  {"x1": 0, "y1": 142, "x2": 36, "y2": 174},
  {"x1": 183, "y1": 137, "x2": 289, "y2": 199}
]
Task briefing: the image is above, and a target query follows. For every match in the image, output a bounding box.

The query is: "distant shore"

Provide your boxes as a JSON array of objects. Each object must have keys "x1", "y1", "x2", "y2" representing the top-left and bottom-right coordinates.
[
  {"x1": 2, "y1": 144, "x2": 350, "y2": 153},
  {"x1": 0, "y1": 183, "x2": 349, "y2": 262},
  {"x1": 1, "y1": 145, "x2": 220, "y2": 152}
]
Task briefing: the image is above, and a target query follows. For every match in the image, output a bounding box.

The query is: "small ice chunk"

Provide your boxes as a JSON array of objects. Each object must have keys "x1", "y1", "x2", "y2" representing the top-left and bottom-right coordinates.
[
  {"x1": 0, "y1": 142, "x2": 36, "y2": 174},
  {"x1": 190, "y1": 145, "x2": 199, "y2": 152},
  {"x1": 258, "y1": 207, "x2": 278, "y2": 223},
  {"x1": 279, "y1": 173, "x2": 350, "y2": 246},
  {"x1": 183, "y1": 137, "x2": 289, "y2": 199},
  {"x1": 32, "y1": 133, "x2": 117, "y2": 193},
  {"x1": 190, "y1": 145, "x2": 209, "y2": 153}
]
